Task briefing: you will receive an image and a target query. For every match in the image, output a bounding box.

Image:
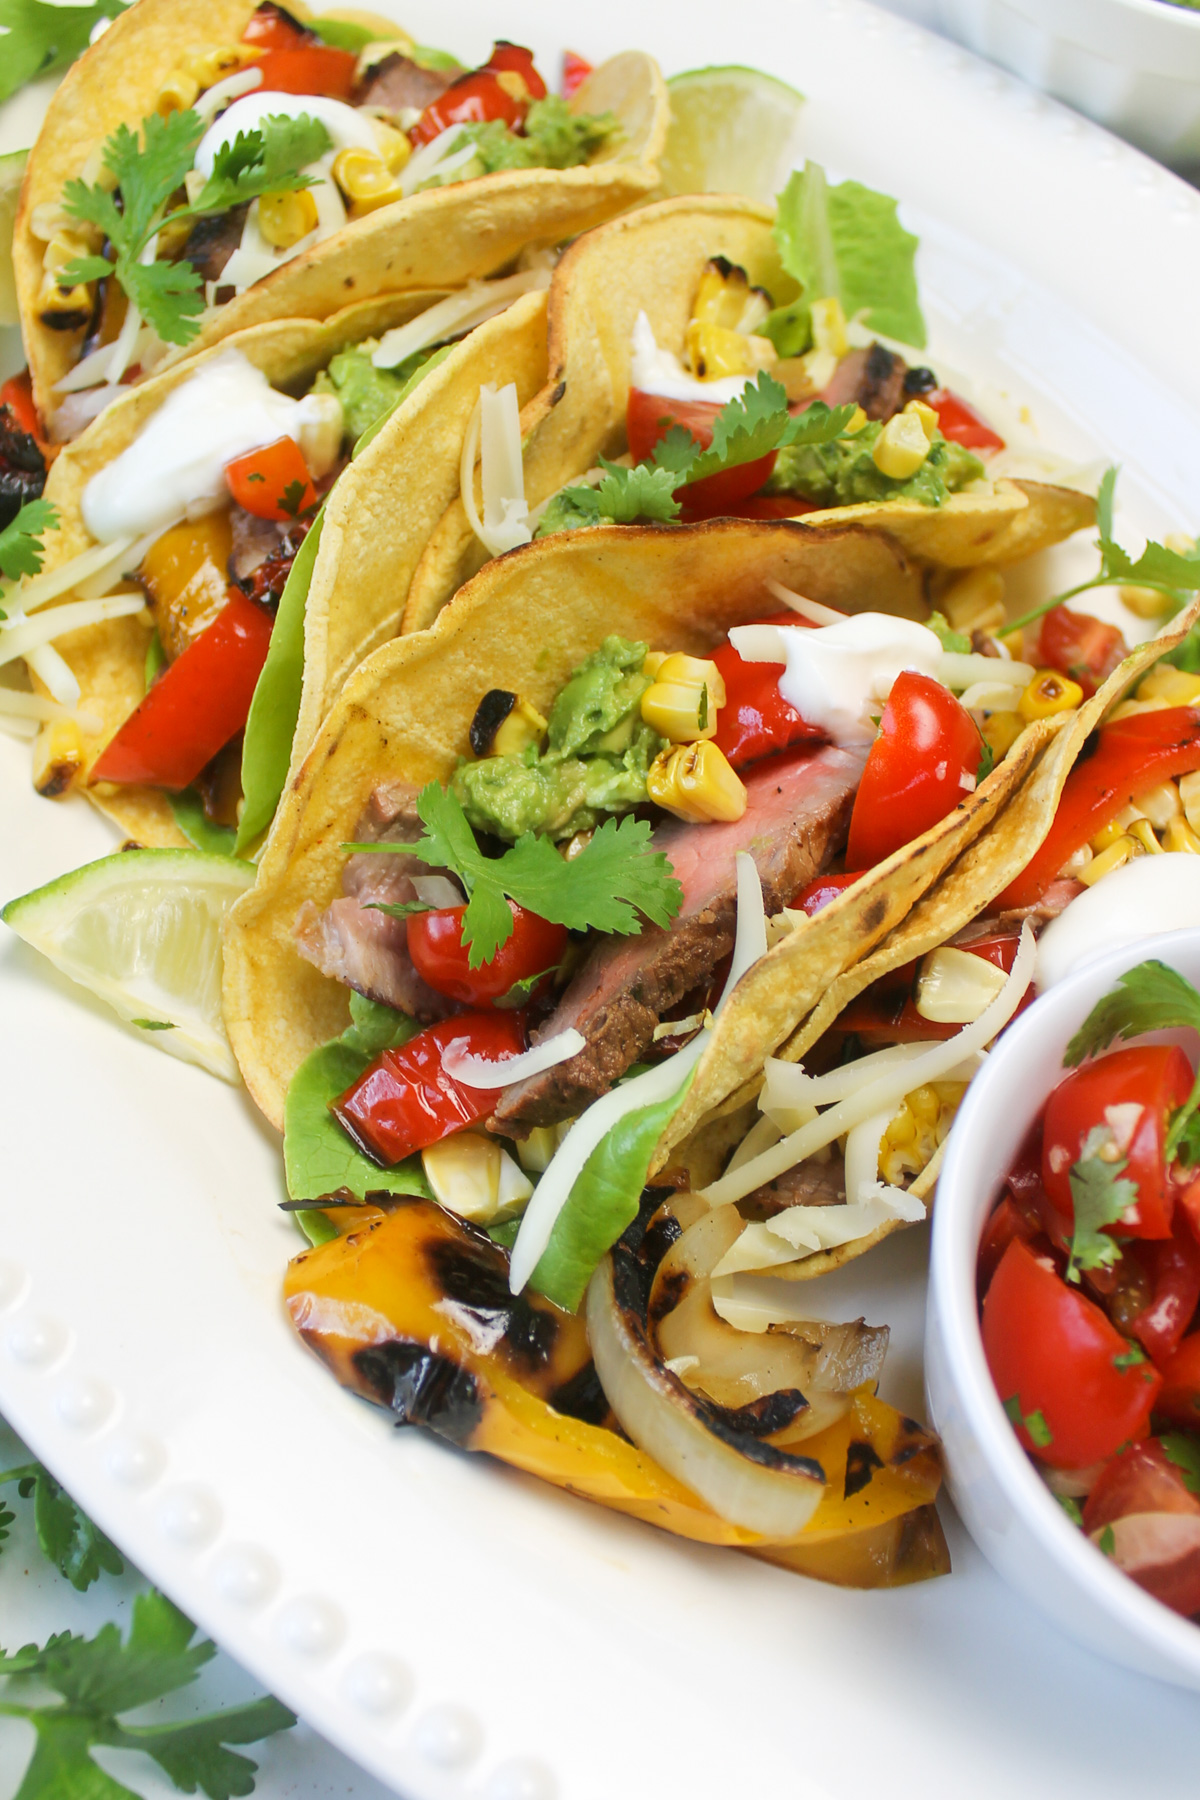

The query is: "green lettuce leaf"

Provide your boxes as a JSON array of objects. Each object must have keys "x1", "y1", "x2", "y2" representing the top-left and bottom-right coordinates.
[{"x1": 772, "y1": 161, "x2": 925, "y2": 349}]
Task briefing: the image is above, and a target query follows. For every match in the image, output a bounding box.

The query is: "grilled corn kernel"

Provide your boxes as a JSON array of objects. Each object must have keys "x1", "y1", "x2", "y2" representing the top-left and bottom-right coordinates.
[
  {"x1": 691, "y1": 258, "x2": 764, "y2": 332},
  {"x1": 810, "y1": 295, "x2": 849, "y2": 360},
  {"x1": 258, "y1": 188, "x2": 319, "y2": 249},
  {"x1": 187, "y1": 43, "x2": 263, "y2": 88},
  {"x1": 796, "y1": 346, "x2": 839, "y2": 396},
  {"x1": 1135, "y1": 780, "x2": 1182, "y2": 829},
  {"x1": 1164, "y1": 817, "x2": 1200, "y2": 854},
  {"x1": 656, "y1": 653, "x2": 726, "y2": 708},
  {"x1": 1090, "y1": 818, "x2": 1125, "y2": 853},
  {"x1": 915, "y1": 946, "x2": 1008, "y2": 1024},
  {"x1": 904, "y1": 398, "x2": 939, "y2": 441},
  {"x1": 648, "y1": 740, "x2": 747, "y2": 824},
  {"x1": 884, "y1": 1102, "x2": 918, "y2": 1150},
  {"x1": 879, "y1": 1081, "x2": 965, "y2": 1185},
  {"x1": 642, "y1": 651, "x2": 669, "y2": 680},
  {"x1": 1018, "y1": 669, "x2": 1083, "y2": 721},
  {"x1": 421, "y1": 1132, "x2": 533, "y2": 1225},
  {"x1": 641, "y1": 654, "x2": 725, "y2": 741},
  {"x1": 1061, "y1": 843, "x2": 1094, "y2": 877},
  {"x1": 981, "y1": 709, "x2": 1024, "y2": 760},
  {"x1": 32, "y1": 720, "x2": 84, "y2": 798},
  {"x1": 1180, "y1": 769, "x2": 1200, "y2": 834},
  {"x1": 493, "y1": 698, "x2": 548, "y2": 756},
  {"x1": 872, "y1": 411, "x2": 931, "y2": 480},
  {"x1": 1120, "y1": 584, "x2": 1174, "y2": 620},
  {"x1": 685, "y1": 320, "x2": 776, "y2": 381},
  {"x1": 1129, "y1": 818, "x2": 1164, "y2": 856},
  {"x1": 1079, "y1": 835, "x2": 1140, "y2": 886},
  {"x1": 296, "y1": 392, "x2": 344, "y2": 480},
  {"x1": 332, "y1": 148, "x2": 403, "y2": 213},
  {"x1": 156, "y1": 69, "x2": 200, "y2": 117},
  {"x1": 844, "y1": 404, "x2": 868, "y2": 435},
  {"x1": 942, "y1": 567, "x2": 1007, "y2": 636},
  {"x1": 369, "y1": 116, "x2": 413, "y2": 173},
  {"x1": 1136, "y1": 664, "x2": 1200, "y2": 707}
]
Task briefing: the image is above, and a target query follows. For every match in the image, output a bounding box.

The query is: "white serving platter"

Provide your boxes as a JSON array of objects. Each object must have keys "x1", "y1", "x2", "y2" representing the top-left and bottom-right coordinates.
[{"x1": 4, "y1": 3, "x2": 1200, "y2": 1796}]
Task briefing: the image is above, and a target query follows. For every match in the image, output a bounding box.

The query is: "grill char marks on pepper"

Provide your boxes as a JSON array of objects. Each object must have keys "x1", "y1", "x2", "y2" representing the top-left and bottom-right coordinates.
[
  {"x1": 490, "y1": 743, "x2": 868, "y2": 1133},
  {"x1": 0, "y1": 404, "x2": 47, "y2": 528}
]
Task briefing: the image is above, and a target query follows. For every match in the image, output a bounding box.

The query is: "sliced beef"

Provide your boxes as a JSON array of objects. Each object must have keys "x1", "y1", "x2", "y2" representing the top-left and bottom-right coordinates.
[
  {"x1": 491, "y1": 744, "x2": 868, "y2": 1132},
  {"x1": 956, "y1": 878, "x2": 1086, "y2": 940},
  {"x1": 821, "y1": 343, "x2": 907, "y2": 422},
  {"x1": 294, "y1": 783, "x2": 459, "y2": 1019},
  {"x1": 355, "y1": 51, "x2": 454, "y2": 115},
  {"x1": 0, "y1": 405, "x2": 46, "y2": 529},
  {"x1": 229, "y1": 508, "x2": 307, "y2": 608},
  {"x1": 739, "y1": 1154, "x2": 847, "y2": 1220},
  {"x1": 178, "y1": 204, "x2": 249, "y2": 285}
]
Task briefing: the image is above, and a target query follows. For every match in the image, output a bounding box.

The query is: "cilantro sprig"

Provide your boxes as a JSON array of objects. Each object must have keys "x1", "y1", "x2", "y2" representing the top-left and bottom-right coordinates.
[
  {"x1": 61, "y1": 109, "x2": 332, "y2": 346},
  {"x1": 0, "y1": 499, "x2": 59, "y2": 611},
  {"x1": 0, "y1": 1461, "x2": 123, "y2": 1591},
  {"x1": 1007, "y1": 467, "x2": 1200, "y2": 636},
  {"x1": 1065, "y1": 959, "x2": 1200, "y2": 1163},
  {"x1": 1064, "y1": 1126, "x2": 1138, "y2": 1284},
  {"x1": 346, "y1": 783, "x2": 683, "y2": 968},
  {"x1": 0, "y1": 1590, "x2": 294, "y2": 1799}
]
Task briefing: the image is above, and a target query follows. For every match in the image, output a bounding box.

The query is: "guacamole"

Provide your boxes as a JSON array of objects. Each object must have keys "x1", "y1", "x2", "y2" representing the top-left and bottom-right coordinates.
[
  {"x1": 766, "y1": 425, "x2": 984, "y2": 509},
  {"x1": 452, "y1": 636, "x2": 665, "y2": 841},
  {"x1": 313, "y1": 344, "x2": 435, "y2": 445},
  {"x1": 416, "y1": 98, "x2": 619, "y2": 191}
]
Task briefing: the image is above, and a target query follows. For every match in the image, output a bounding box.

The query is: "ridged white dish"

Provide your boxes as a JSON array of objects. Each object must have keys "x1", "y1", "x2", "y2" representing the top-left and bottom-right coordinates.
[
  {"x1": 936, "y1": 0, "x2": 1200, "y2": 168},
  {"x1": 5, "y1": 3, "x2": 1200, "y2": 1796}
]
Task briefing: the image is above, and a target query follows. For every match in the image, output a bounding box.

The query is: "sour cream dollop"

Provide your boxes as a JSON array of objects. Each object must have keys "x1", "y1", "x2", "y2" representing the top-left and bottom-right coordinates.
[
  {"x1": 82, "y1": 350, "x2": 340, "y2": 541},
  {"x1": 1036, "y1": 854, "x2": 1200, "y2": 991},
  {"x1": 629, "y1": 311, "x2": 752, "y2": 406},
  {"x1": 193, "y1": 91, "x2": 377, "y2": 177},
  {"x1": 728, "y1": 614, "x2": 943, "y2": 745}
]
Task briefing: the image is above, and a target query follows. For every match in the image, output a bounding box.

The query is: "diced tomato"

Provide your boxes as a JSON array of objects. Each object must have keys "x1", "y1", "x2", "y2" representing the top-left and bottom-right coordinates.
[
  {"x1": 561, "y1": 50, "x2": 593, "y2": 97},
  {"x1": 696, "y1": 493, "x2": 820, "y2": 521},
  {"x1": 1081, "y1": 1438, "x2": 1200, "y2": 1618},
  {"x1": 845, "y1": 671, "x2": 984, "y2": 871},
  {"x1": 410, "y1": 42, "x2": 544, "y2": 146},
  {"x1": 926, "y1": 387, "x2": 1005, "y2": 453},
  {"x1": 225, "y1": 436, "x2": 316, "y2": 522},
  {"x1": 1179, "y1": 1174, "x2": 1200, "y2": 1248},
  {"x1": 625, "y1": 387, "x2": 777, "y2": 514},
  {"x1": 1039, "y1": 604, "x2": 1128, "y2": 700},
  {"x1": 977, "y1": 1195, "x2": 1038, "y2": 1300},
  {"x1": 90, "y1": 590, "x2": 272, "y2": 790},
  {"x1": 254, "y1": 44, "x2": 357, "y2": 99},
  {"x1": 1, "y1": 371, "x2": 44, "y2": 446},
  {"x1": 242, "y1": 5, "x2": 315, "y2": 50},
  {"x1": 982, "y1": 1237, "x2": 1162, "y2": 1468},
  {"x1": 407, "y1": 903, "x2": 567, "y2": 1008},
  {"x1": 1042, "y1": 1045, "x2": 1192, "y2": 1242},
  {"x1": 792, "y1": 870, "x2": 861, "y2": 917},
  {"x1": 1127, "y1": 1221, "x2": 1200, "y2": 1360},
  {"x1": 1157, "y1": 1333, "x2": 1200, "y2": 1429},
  {"x1": 711, "y1": 611, "x2": 826, "y2": 770},
  {"x1": 999, "y1": 707, "x2": 1200, "y2": 909},
  {"x1": 332, "y1": 1012, "x2": 526, "y2": 1165}
]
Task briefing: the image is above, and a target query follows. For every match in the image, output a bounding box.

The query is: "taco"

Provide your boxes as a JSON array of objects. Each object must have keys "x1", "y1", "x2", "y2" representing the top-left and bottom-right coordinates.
[
  {"x1": 19, "y1": 278, "x2": 549, "y2": 849},
  {"x1": 661, "y1": 593, "x2": 1200, "y2": 1287},
  {"x1": 15, "y1": 0, "x2": 664, "y2": 440},
  {"x1": 219, "y1": 518, "x2": 1080, "y2": 1580},
  {"x1": 400, "y1": 175, "x2": 1095, "y2": 632}
]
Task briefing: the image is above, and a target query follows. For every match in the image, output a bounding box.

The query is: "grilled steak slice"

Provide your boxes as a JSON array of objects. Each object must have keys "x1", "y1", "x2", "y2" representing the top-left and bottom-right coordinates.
[
  {"x1": 821, "y1": 343, "x2": 907, "y2": 422},
  {"x1": 739, "y1": 1154, "x2": 847, "y2": 1220},
  {"x1": 178, "y1": 204, "x2": 249, "y2": 284},
  {"x1": 0, "y1": 404, "x2": 46, "y2": 529},
  {"x1": 491, "y1": 744, "x2": 868, "y2": 1132},
  {"x1": 294, "y1": 783, "x2": 459, "y2": 1019},
  {"x1": 355, "y1": 51, "x2": 453, "y2": 115}
]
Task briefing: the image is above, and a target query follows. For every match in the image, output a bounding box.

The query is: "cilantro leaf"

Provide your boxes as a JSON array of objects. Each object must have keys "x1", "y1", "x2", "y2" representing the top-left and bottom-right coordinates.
[
  {"x1": 191, "y1": 113, "x2": 331, "y2": 214},
  {"x1": 0, "y1": 1460, "x2": 123, "y2": 1590},
  {"x1": 0, "y1": 1590, "x2": 295, "y2": 1800},
  {"x1": 771, "y1": 161, "x2": 926, "y2": 349},
  {"x1": 350, "y1": 786, "x2": 683, "y2": 968},
  {"x1": 976, "y1": 740, "x2": 995, "y2": 785},
  {"x1": 1056, "y1": 1493, "x2": 1084, "y2": 1526},
  {"x1": 925, "y1": 609, "x2": 971, "y2": 654},
  {"x1": 684, "y1": 379, "x2": 854, "y2": 485},
  {"x1": 0, "y1": 498, "x2": 59, "y2": 590},
  {"x1": 1002, "y1": 1394, "x2": 1054, "y2": 1446},
  {"x1": 1098, "y1": 1522, "x2": 1116, "y2": 1556},
  {"x1": 1161, "y1": 1431, "x2": 1200, "y2": 1492},
  {"x1": 277, "y1": 478, "x2": 312, "y2": 520},
  {"x1": 0, "y1": 1, "x2": 128, "y2": 106},
  {"x1": 593, "y1": 458, "x2": 681, "y2": 524},
  {"x1": 1064, "y1": 1126, "x2": 1137, "y2": 1284},
  {"x1": 1064, "y1": 959, "x2": 1200, "y2": 1160}
]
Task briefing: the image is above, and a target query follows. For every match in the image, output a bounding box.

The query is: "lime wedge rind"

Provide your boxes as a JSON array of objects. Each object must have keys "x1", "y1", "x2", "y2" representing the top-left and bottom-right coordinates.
[
  {"x1": 3, "y1": 849, "x2": 254, "y2": 1081},
  {"x1": 660, "y1": 65, "x2": 806, "y2": 205}
]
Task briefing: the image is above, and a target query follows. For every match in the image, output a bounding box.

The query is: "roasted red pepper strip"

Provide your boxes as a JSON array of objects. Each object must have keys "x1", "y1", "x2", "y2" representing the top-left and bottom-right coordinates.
[
  {"x1": 998, "y1": 707, "x2": 1200, "y2": 909},
  {"x1": 90, "y1": 590, "x2": 272, "y2": 789},
  {"x1": 410, "y1": 42, "x2": 543, "y2": 145},
  {"x1": 333, "y1": 1012, "x2": 526, "y2": 1165},
  {"x1": 1, "y1": 371, "x2": 44, "y2": 445},
  {"x1": 225, "y1": 436, "x2": 316, "y2": 522},
  {"x1": 711, "y1": 611, "x2": 825, "y2": 770},
  {"x1": 926, "y1": 387, "x2": 1005, "y2": 452},
  {"x1": 254, "y1": 45, "x2": 357, "y2": 99}
]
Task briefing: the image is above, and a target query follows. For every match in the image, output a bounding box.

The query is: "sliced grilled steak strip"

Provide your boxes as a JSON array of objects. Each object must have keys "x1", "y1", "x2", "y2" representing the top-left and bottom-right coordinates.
[
  {"x1": 739, "y1": 1154, "x2": 847, "y2": 1220},
  {"x1": 355, "y1": 51, "x2": 453, "y2": 115},
  {"x1": 821, "y1": 344, "x2": 907, "y2": 422},
  {"x1": 491, "y1": 743, "x2": 868, "y2": 1132}
]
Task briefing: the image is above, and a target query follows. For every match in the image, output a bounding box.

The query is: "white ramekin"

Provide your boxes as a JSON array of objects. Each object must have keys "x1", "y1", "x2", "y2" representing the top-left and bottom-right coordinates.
[
  {"x1": 926, "y1": 928, "x2": 1200, "y2": 1693},
  {"x1": 935, "y1": 0, "x2": 1200, "y2": 168}
]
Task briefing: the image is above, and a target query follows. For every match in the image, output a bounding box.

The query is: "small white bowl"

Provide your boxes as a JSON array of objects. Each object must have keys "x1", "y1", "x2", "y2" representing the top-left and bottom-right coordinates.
[
  {"x1": 935, "y1": 0, "x2": 1200, "y2": 169},
  {"x1": 926, "y1": 928, "x2": 1200, "y2": 1693}
]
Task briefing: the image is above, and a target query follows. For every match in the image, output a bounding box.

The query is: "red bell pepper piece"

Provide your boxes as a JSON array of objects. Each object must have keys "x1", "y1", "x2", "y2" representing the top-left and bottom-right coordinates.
[
  {"x1": 561, "y1": 51, "x2": 593, "y2": 98},
  {"x1": 90, "y1": 590, "x2": 273, "y2": 789},
  {"x1": 711, "y1": 610, "x2": 825, "y2": 770},
  {"x1": 242, "y1": 5, "x2": 313, "y2": 49},
  {"x1": 410, "y1": 42, "x2": 544, "y2": 146},
  {"x1": 225, "y1": 436, "x2": 316, "y2": 522},
  {"x1": 333, "y1": 1012, "x2": 526, "y2": 1165},
  {"x1": 845, "y1": 670, "x2": 984, "y2": 871},
  {"x1": 926, "y1": 387, "x2": 1005, "y2": 452},
  {"x1": 1, "y1": 371, "x2": 45, "y2": 447},
  {"x1": 254, "y1": 45, "x2": 357, "y2": 100},
  {"x1": 999, "y1": 707, "x2": 1200, "y2": 909}
]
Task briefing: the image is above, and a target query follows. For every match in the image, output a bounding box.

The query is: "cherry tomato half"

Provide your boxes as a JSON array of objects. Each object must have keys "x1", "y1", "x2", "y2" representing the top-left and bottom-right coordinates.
[
  {"x1": 90, "y1": 590, "x2": 272, "y2": 790},
  {"x1": 225, "y1": 436, "x2": 316, "y2": 522},
  {"x1": 407, "y1": 903, "x2": 567, "y2": 1008},
  {"x1": 410, "y1": 44, "x2": 543, "y2": 146},
  {"x1": 1127, "y1": 1220, "x2": 1200, "y2": 1360},
  {"x1": 1157, "y1": 1333, "x2": 1200, "y2": 1429},
  {"x1": 332, "y1": 1011, "x2": 526, "y2": 1165},
  {"x1": 982, "y1": 1237, "x2": 1162, "y2": 1468},
  {"x1": 926, "y1": 387, "x2": 1005, "y2": 452},
  {"x1": 1039, "y1": 604, "x2": 1127, "y2": 700},
  {"x1": 977, "y1": 1195, "x2": 1039, "y2": 1301},
  {"x1": 254, "y1": 45, "x2": 358, "y2": 99},
  {"x1": 625, "y1": 388, "x2": 776, "y2": 514},
  {"x1": 711, "y1": 611, "x2": 826, "y2": 770},
  {"x1": 1080, "y1": 1439, "x2": 1200, "y2": 1619},
  {"x1": 999, "y1": 707, "x2": 1200, "y2": 909},
  {"x1": 1042, "y1": 1045, "x2": 1192, "y2": 1241},
  {"x1": 792, "y1": 870, "x2": 862, "y2": 917},
  {"x1": 845, "y1": 671, "x2": 983, "y2": 871}
]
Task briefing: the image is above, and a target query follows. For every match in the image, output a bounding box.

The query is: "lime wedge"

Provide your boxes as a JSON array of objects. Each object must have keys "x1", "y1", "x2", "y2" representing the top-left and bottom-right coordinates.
[
  {"x1": 659, "y1": 66, "x2": 805, "y2": 204},
  {"x1": 0, "y1": 149, "x2": 28, "y2": 328},
  {"x1": 3, "y1": 849, "x2": 254, "y2": 1081}
]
